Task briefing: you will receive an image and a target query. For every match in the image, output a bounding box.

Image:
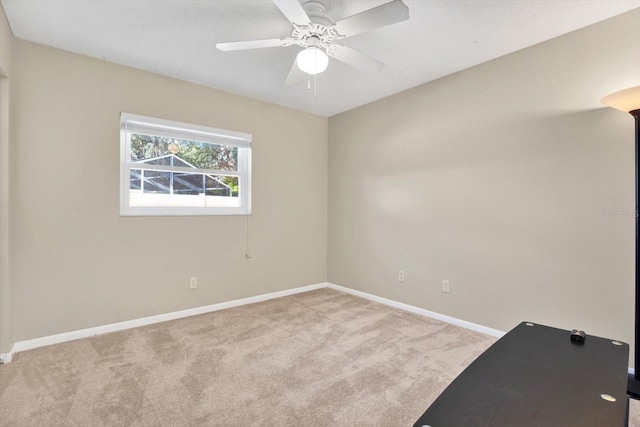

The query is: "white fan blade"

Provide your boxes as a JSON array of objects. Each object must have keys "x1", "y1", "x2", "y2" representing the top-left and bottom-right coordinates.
[
  {"x1": 333, "y1": 0, "x2": 409, "y2": 38},
  {"x1": 285, "y1": 58, "x2": 306, "y2": 85},
  {"x1": 272, "y1": 0, "x2": 311, "y2": 26},
  {"x1": 216, "y1": 38, "x2": 287, "y2": 51},
  {"x1": 327, "y1": 44, "x2": 384, "y2": 72}
]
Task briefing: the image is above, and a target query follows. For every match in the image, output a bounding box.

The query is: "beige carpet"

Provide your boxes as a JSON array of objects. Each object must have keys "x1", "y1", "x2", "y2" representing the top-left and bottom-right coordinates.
[{"x1": 0, "y1": 288, "x2": 638, "y2": 426}]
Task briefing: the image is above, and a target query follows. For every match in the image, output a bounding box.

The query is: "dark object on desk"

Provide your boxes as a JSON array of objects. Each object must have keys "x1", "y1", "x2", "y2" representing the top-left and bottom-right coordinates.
[
  {"x1": 571, "y1": 329, "x2": 586, "y2": 344},
  {"x1": 413, "y1": 322, "x2": 629, "y2": 427}
]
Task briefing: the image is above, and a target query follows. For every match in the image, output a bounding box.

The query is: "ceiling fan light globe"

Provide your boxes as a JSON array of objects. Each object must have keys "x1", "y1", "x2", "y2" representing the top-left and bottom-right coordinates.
[{"x1": 296, "y1": 47, "x2": 329, "y2": 75}]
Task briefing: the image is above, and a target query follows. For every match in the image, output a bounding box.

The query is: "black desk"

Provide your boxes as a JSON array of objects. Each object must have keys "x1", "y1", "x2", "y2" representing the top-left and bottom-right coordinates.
[{"x1": 413, "y1": 322, "x2": 629, "y2": 427}]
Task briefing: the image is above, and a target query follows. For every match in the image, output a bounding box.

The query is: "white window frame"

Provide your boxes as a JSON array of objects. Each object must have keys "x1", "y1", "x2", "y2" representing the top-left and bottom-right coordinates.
[{"x1": 120, "y1": 113, "x2": 252, "y2": 216}]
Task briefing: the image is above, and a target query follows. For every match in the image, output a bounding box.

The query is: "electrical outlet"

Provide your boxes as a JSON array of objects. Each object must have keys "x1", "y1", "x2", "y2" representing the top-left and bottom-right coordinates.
[
  {"x1": 442, "y1": 280, "x2": 450, "y2": 293},
  {"x1": 189, "y1": 277, "x2": 197, "y2": 290},
  {"x1": 398, "y1": 270, "x2": 405, "y2": 282}
]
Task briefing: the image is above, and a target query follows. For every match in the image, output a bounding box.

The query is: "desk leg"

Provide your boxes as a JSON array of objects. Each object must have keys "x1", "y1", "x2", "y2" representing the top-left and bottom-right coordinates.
[{"x1": 629, "y1": 375, "x2": 640, "y2": 400}]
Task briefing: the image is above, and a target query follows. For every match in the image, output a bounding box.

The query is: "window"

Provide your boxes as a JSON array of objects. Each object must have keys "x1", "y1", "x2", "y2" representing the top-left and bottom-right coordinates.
[{"x1": 120, "y1": 113, "x2": 251, "y2": 216}]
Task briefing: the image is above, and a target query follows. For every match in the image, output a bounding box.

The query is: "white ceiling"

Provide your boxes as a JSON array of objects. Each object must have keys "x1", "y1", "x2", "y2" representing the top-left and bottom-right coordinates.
[{"x1": 2, "y1": 0, "x2": 639, "y2": 117}]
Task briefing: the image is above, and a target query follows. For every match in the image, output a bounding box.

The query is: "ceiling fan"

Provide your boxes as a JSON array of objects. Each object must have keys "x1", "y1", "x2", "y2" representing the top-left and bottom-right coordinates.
[{"x1": 216, "y1": 0, "x2": 409, "y2": 85}]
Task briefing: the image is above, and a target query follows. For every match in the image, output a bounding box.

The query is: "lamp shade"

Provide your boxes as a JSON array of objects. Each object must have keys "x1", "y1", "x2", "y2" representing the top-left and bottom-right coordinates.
[
  {"x1": 601, "y1": 86, "x2": 640, "y2": 114},
  {"x1": 296, "y1": 47, "x2": 329, "y2": 75}
]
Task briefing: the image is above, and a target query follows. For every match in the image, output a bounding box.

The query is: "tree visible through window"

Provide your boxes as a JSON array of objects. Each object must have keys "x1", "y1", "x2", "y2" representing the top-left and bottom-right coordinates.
[
  {"x1": 120, "y1": 113, "x2": 251, "y2": 216},
  {"x1": 130, "y1": 134, "x2": 239, "y2": 196}
]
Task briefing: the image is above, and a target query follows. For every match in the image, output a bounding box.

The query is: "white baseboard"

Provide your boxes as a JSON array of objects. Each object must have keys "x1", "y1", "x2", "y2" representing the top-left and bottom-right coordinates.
[
  {"x1": 327, "y1": 283, "x2": 506, "y2": 338},
  {"x1": 5, "y1": 282, "x2": 328, "y2": 362},
  {"x1": 4, "y1": 281, "x2": 632, "y2": 376}
]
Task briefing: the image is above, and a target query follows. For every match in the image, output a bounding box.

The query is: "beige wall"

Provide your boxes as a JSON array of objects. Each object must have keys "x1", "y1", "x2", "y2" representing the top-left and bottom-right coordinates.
[
  {"x1": 11, "y1": 40, "x2": 327, "y2": 342},
  {"x1": 328, "y1": 9, "x2": 640, "y2": 362},
  {"x1": 0, "y1": 3, "x2": 14, "y2": 354}
]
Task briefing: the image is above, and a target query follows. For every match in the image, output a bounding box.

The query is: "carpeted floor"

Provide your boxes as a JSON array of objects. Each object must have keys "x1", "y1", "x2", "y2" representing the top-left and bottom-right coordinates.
[{"x1": 0, "y1": 288, "x2": 638, "y2": 426}]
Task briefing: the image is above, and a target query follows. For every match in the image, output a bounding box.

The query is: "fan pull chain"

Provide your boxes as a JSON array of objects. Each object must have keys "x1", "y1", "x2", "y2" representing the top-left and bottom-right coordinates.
[{"x1": 305, "y1": 72, "x2": 318, "y2": 97}]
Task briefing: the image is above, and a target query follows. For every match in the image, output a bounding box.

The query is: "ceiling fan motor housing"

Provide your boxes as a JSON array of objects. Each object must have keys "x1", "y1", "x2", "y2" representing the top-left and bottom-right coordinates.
[
  {"x1": 291, "y1": 22, "x2": 340, "y2": 49},
  {"x1": 287, "y1": 1, "x2": 346, "y2": 49},
  {"x1": 303, "y1": 1, "x2": 334, "y2": 26}
]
